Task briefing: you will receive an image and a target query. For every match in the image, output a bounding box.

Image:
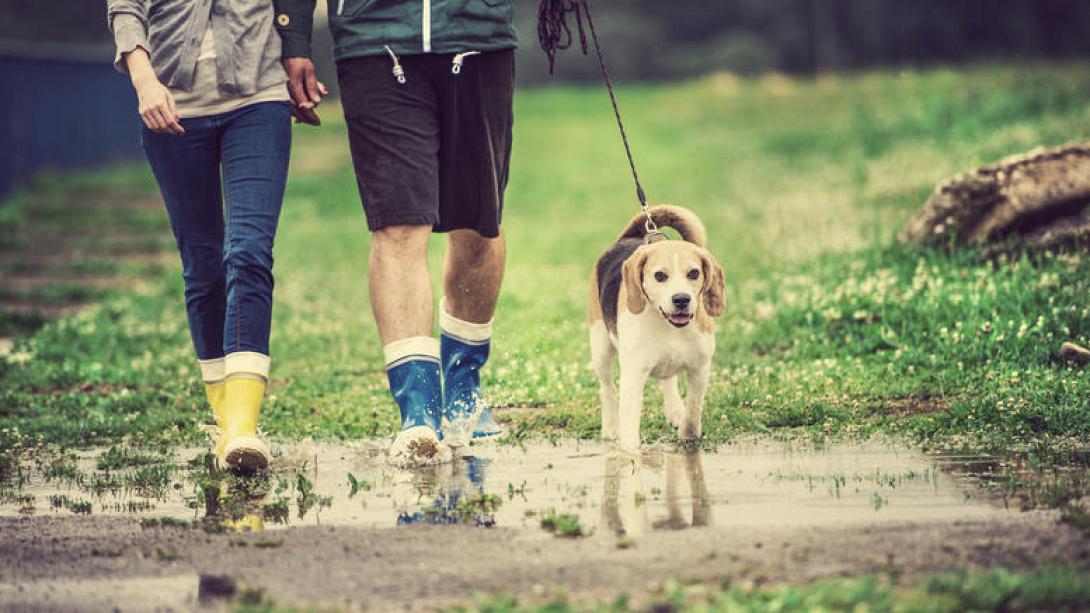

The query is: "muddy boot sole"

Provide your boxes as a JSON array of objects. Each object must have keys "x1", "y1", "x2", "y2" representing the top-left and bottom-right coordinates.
[
  {"x1": 223, "y1": 435, "x2": 270, "y2": 474},
  {"x1": 389, "y1": 426, "x2": 452, "y2": 467}
]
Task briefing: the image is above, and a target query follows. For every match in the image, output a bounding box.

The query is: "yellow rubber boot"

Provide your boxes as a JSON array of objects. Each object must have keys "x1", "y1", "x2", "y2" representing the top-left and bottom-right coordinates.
[
  {"x1": 204, "y1": 381, "x2": 228, "y2": 457},
  {"x1": 220, "y1": 376, "x2": 270, "y2": 472}
]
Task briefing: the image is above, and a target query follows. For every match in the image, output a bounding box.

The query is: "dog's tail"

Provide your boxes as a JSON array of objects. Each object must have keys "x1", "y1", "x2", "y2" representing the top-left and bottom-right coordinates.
[{"x1": 617, "y1": 205, "x2": 707, "y2": 247}]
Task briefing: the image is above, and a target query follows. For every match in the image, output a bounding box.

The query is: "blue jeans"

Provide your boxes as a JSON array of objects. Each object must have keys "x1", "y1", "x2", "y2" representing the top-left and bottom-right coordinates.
[{"x1": 141, "y1": 102, "x2": 291, "y2": 360}]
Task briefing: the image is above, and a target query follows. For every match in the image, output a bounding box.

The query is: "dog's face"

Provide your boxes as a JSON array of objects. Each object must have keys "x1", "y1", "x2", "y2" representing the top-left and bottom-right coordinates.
[{"x1": 622, "y1": 241, "x2": 725, "y2": 327}]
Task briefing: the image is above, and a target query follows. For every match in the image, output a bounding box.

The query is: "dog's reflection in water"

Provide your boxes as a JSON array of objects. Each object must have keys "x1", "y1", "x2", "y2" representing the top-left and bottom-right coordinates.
[
  {"x1": 601, "y1": 448, "x2": 712, "y2": 540},
  {"x1": 394, "y1": 456, "x2": 495, "y2": 527}
]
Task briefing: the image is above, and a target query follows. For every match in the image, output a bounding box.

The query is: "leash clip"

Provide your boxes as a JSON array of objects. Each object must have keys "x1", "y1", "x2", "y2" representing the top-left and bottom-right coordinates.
[{"x1": 642, "y1": 205, "x2": 665, "y2": 244}]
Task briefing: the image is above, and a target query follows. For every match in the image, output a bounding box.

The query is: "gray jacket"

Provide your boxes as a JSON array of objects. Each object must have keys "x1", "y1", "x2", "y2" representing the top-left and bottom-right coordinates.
[{"x1": 106, "y1": 0, "x2": 286, "y2": 95}]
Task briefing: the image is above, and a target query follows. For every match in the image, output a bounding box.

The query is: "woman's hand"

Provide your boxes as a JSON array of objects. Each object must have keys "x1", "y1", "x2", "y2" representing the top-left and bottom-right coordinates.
[{"x1": 124, "y1": 48, "x2": 185, "y2": 136}]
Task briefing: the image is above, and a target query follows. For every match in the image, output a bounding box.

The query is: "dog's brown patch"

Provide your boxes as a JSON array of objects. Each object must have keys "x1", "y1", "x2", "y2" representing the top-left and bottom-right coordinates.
[{"x1": 588, "y1": 269, "x2": 603, "y2": 324}]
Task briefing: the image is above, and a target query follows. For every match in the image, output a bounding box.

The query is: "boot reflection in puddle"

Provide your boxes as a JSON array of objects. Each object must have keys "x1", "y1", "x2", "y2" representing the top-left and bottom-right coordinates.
[
  {"x1": 395, "y1": 456, "x2": 496, "y2": 527},
  {"x1": 198, "y1": 453, "x2": 271, "y2": 533},
  {"x1": 602, "y1": 448, "x2": 713, "y2": 541}
]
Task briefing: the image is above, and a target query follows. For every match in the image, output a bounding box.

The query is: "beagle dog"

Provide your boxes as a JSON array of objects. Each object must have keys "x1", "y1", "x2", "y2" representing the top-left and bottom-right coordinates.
[{"x1": 588, "y1": 205, "x2": 725, "y2": 452}]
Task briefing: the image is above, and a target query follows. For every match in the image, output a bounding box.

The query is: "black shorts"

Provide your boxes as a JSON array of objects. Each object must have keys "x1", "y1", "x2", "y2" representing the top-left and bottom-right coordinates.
[{"x1": 337, "y1": 49, "x2": 515, "y2": 238}]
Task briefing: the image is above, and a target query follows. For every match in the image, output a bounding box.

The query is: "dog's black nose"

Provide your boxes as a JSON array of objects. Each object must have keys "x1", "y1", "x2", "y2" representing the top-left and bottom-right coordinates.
[{"x1": 672, "y1": 294, "x2": 691, "y2": 310}]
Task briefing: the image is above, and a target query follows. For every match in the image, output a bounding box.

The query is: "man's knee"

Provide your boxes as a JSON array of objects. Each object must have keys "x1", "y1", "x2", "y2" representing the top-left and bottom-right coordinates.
[
  {"x1": 449, "y1": 229, "x2": 503, "y2": 265},
  {"x1": 373, "y1": 224, "x2": 432, "y2": 255}
]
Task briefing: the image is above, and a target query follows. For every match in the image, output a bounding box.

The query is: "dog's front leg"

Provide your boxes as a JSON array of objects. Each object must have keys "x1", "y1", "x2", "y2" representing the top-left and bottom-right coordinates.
[
  {"x1": 680, "y1": 363, "x2": 710, "y2": 441},
  {"x1": 617, "y1": 363, "x2": 650, "y2": 452},
  {"x1": 661, "y1": 376, "x2": 684, "y2": 429}
]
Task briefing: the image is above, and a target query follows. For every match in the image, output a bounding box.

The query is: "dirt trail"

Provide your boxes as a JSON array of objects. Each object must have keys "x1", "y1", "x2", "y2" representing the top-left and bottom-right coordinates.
[{"x1": 1, "y1": 512, "x2": 1085, "y2": 611}]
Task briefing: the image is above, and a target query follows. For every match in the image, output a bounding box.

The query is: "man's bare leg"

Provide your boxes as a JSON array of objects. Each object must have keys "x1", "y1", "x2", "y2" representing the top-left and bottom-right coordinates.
[
  {"x1": 440, "y1": 229, "x2": 506, "y2": 440},
  {"x1": 370, "y1": 225, "x2": 434, "y2": 344},
  {"x1": 443, "y1": 228, "x2": 506, "y2": 321},
  {"x1": 371, "y1": 224, "x2": 450, "y2": 465}
]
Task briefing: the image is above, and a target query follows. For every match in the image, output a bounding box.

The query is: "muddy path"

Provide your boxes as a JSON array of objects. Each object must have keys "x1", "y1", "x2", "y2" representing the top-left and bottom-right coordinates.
[
  {"x1": 2, "y1": 510, "x2": 1085, "y2": 611},
  {"x1": 2, "y1": 440, "x2": 1089, "y2": 610}
]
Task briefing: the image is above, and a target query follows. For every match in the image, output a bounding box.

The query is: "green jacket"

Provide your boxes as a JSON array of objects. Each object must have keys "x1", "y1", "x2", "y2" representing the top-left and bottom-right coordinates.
[{"x1": 273, "y1": 0, "x2": 517, "y2": 60}]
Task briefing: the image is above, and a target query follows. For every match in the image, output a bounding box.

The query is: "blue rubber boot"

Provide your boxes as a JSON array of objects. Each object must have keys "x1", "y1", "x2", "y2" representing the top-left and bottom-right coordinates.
[
  {"x1": 440, "y1": 299, "x2": 503, "y2": 442},
  {"x1": 384, "y1": 337, "x2": 450, "y2": 466}
]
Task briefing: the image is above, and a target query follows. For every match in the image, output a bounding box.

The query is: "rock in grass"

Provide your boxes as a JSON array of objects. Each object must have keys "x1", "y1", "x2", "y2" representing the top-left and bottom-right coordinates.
[
  {"x1": 901, "y1": 142, "x2": 1090, "y2": 250},
  {"x1": 1060, "y1": 341, "x2": 1090, "y2": 366}
]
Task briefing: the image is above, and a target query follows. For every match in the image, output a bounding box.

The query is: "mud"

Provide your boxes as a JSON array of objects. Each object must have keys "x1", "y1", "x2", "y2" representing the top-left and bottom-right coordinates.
[{"x1": 2, "y1": 439, "x2": 1088, "y2": 610}]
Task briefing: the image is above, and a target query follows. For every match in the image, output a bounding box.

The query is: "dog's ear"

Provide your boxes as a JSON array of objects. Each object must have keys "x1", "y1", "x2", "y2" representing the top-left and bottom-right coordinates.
[
  {"x1": 701, "y1": 250, "x2": 725, "y2": 318},
  {"x1": 622, "y1": 248, "x2": 649, "y2": 315}
]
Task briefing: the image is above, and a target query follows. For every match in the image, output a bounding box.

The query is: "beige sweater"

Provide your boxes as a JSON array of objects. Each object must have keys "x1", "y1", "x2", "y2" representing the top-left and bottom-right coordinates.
[{"x1": 171, "y1": 25, "x2": 289, "y2": 119}]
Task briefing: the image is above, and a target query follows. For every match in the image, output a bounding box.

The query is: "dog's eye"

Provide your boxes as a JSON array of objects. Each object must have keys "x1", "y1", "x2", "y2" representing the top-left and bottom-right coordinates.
[
  {"x1": 687, "y1": 269, "x2": 700, "y2": 280},
  {"x1": 654, "y1": 271, "x2": 668, "y2": 282}
]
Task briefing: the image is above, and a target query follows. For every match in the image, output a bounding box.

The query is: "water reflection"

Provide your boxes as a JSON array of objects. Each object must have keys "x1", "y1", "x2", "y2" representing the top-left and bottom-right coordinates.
[
  {"x1": 2, "y1": 440, "x2": 1013, "y2": 537},
  {"x1": 659, "y1": 449, "x2": 712, "y2": 530},
  {"x1": 602, "y1": 449, "x2": 712, "y2": 540},
  {"x1": 395, "y1": 456, "x2": 496, "y2": 527},
  {"x1": 202, "y1": 465, "x2": 271, "y2": 533}
]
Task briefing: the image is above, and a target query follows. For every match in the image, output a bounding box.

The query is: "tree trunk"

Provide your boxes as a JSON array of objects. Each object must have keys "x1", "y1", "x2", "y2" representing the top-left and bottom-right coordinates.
[{"x1": 901, "y1": 142, "x2": 1090, "y2": 251}]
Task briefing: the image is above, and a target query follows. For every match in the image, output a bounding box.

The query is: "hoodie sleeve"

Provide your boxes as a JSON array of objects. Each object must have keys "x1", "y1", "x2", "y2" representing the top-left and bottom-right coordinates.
[
  {"x1": 105, "y1": 0, "x2": 150, "y2": 75},
  {"x1": 272, "y1": 0, "x2": 318, "y2": 59}
]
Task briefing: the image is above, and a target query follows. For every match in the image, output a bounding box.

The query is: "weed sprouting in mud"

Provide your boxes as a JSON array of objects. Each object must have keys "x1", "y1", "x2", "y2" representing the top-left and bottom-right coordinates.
[
  {"x1": 506, "y1": 481, "x2": 527, "y2": 500},
  {"x1": 155, "y1": 547, "x2": 180, "y2": 561},
  {"x1": 871, "y1": 492, "x2": 889, "y2": 510},
  {"x1": 47, "y1": 494, "x2": 92, "y2": 514},
  {"x1": 295, "y1": 471, "x2": 318, "y2": 518},
  {"x1": 261, "y1": 498, "x2": 290, "y2": 524},
  {"x1": 769, "y1": 466, "x2": 939, "y2": 502},
  {"x1": 346, "y1": 472, "x2": 372, "y2": 497},
  {"x1": 140, "y1": 516, "x2": 197, "y2": 529},
  {"x1": 0, "y1": 490, "x2": 34, "y2": 509},
  {"x1": 540, "y1": 509, "x2": 587, "y2": 538}
]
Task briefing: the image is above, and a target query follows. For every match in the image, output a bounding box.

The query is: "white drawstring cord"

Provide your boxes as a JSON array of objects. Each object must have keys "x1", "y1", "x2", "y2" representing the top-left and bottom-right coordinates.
[
  {"x1": 451, "y1": 51, "x2": 481, "y2": 75},
  {"x1": 384, "y1": 45, "x2": 407, "y2": 84}
]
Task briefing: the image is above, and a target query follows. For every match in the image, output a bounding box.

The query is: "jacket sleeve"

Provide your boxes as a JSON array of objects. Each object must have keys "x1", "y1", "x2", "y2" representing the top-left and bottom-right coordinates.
[
  {"x1": 272, "y1": 0, "x2": 317, "y2": 59},
  {"x1": 105, "y1": 0, "x2": 149, "y2": 75}
]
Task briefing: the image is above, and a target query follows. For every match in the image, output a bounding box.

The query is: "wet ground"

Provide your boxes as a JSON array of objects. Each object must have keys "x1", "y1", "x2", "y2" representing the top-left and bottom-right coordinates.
[
  {"x1": 2, "y1": 439, "x2": 1009, "y2": 534},
  {"x1": 3, "y1": 438, "x2": 1088, "y2": 610}
]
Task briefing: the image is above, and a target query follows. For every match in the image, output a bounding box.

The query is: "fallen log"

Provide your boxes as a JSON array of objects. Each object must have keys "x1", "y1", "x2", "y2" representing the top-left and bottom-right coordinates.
[{"x1": 901, "y1": 142, "x2": 1090, "y2": 250}]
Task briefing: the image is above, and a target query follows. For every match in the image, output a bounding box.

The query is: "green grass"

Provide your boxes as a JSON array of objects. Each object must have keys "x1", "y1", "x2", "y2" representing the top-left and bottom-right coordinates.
[
  {"x1": 3, "y1": 62, "x2": 1090, "y2": 489},
  {"x1": 456, "y1": 566, "x2": 1090, "y2": 612}
]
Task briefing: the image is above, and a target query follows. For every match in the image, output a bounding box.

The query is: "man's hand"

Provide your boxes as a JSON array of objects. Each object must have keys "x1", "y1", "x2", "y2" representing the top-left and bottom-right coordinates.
[{"x1": 282, "y1": 57, "x2": 328, "y2": 126}]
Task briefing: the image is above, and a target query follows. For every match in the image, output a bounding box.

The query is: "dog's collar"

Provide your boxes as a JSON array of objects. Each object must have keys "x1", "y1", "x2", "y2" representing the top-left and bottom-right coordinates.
[{"x1": 644, "y1": 230, "x2": 668, "y2": 245}]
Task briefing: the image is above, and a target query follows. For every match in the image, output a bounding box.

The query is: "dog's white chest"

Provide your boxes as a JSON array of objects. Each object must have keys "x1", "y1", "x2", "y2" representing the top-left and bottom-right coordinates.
[{"x1": 616, "y1": 314, "x2": 714, "y2": 379}]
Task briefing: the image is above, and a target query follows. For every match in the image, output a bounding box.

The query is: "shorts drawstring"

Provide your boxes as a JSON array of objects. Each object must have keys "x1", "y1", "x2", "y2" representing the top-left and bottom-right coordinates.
[
  {"x1": 382, "y1": 47, "x2": 482, "y2": 82},
  {"x1": 452, "y1": 51, "x2": 481, "y2": 75},
  {"x1": 384, "y1": 45, "x2": 407, "y2": 84}
]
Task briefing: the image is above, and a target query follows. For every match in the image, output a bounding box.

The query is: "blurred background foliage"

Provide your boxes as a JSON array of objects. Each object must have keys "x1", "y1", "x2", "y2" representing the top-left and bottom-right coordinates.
[{"x1": 6, "y1": 0, "x2": 1090, "y2": 84}]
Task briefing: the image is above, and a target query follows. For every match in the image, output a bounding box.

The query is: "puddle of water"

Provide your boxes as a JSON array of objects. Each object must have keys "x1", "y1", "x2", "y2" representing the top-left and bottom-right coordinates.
[{"x1": 0, "y1": 439, "x2": 1009, "y2": 541}]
